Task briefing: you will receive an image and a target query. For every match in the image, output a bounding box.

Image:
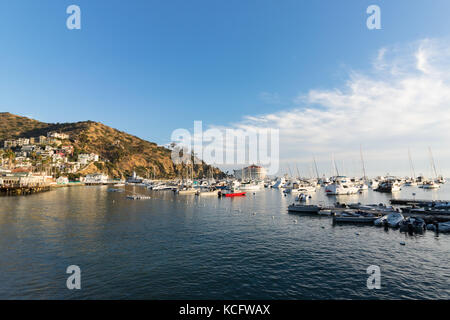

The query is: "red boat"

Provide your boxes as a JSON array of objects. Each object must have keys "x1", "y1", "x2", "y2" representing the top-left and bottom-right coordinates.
[{"x1": 224, "y1": 192, "x2": 246, "y2": 197}]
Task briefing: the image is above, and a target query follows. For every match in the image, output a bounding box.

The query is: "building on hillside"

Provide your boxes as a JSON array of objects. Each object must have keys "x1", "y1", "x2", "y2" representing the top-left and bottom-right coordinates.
[
  {"x1": 38, "y1": 136, "x2": 47, "y2": 144},
  {"x1": 61, "y1": 145, "x2": 74, "y2": 155},
  {"x1": 47, "y1": 132, "x2": 69, "y2": 140},
  {"x1": 21, "y1": 145, "x2": 37, "y2": 153},
  {"x1": 47, "y1": 138, "x2": 62, "y2": 146},
  {"x1": 3, "y1": 138, "x2": 30, "y2": 148},
  {"x1": 78, "y1": 153, "x2": 99, "y2": 165},
  {"x1": 233, "y1": 165, "x2": 267, "y2": 180},
  {"x1": 3, "y1": 140, "x2": 15, "y2": 148},
  {"x1": 65, "y1": 162, "x2": 81, "y2": 173}
]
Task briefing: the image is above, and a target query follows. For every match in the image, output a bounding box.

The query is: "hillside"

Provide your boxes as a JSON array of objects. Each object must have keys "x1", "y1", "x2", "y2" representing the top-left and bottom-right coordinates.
[
  {"x1": 0, "y1": 112, "x2": 224, "y2": 179},
  {"x1": 0, "y1": 112, "x2": 50, "y2": 140}
]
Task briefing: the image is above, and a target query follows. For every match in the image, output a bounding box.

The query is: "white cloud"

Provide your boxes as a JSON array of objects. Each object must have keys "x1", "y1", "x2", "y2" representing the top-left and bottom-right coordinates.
[{"x1": 210, "y1": 39, "x2": 450, "y2": 177}]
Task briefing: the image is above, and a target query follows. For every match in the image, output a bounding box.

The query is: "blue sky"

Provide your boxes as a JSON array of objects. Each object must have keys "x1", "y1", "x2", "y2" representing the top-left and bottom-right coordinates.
[{"x1": 2, "y1": 1, "x2": 450, "y2": 175}]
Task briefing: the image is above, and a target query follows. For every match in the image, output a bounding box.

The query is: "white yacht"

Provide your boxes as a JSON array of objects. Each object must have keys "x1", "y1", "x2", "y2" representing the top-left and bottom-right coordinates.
[
  {"x1": 422, "y1": 180, "x2": 440, "y2": 189},
  {"x1": 293, "y1": 184, "x2": 317, "y2": 193},
  {"x1": 375, "y1": 179, "x2": 402, "y2": 193},
  {"x1": 404, "y1": 179, "x2": 417, "y2": 186},
  {"x1": 436, "y1": 175, "x2": 446, "y2": 184},
  {"x1": 325, "y1": 176, "x2": 359, "y2": 195},
  {"x1": 239, "y1": 180, "x2": 264, "y2": 191},
  {"x1": 324, "y1": 176, "x2": 359, "y2": 195},
  {"x1": 369, "y1": 179, "x2": 379, "y2": 189},
  {"x1": 358, "y1": 183, "x2": 369, "y2": 191}
]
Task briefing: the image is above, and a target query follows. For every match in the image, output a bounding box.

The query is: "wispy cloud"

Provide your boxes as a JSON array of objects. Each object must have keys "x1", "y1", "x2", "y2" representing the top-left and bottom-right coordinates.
[{"x1": 211, "y1": 39, "x2": 450, "y2": 176}]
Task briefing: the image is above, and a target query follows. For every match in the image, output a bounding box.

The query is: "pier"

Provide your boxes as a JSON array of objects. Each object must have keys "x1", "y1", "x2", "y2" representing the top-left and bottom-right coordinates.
[{"x1": 0, "y1": 185, "x2": 50, "y2": 196}]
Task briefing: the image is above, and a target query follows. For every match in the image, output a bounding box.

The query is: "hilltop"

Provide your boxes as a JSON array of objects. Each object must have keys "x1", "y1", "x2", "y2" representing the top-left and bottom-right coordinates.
[{"x1": 0, "y1": 112, "x2": 224, "y2": 179}]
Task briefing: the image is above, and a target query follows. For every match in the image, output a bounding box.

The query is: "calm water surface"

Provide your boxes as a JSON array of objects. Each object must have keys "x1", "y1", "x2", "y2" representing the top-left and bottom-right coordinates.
[{"x1": 0, "y1": 185, "x2": 449, "y2": 299}]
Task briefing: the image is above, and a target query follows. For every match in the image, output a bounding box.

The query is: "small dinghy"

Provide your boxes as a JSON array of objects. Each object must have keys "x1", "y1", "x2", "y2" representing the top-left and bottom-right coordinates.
[
  {"x1": 333, "y1": 210, "x2": 379, "y2": 224},
  {"x1": 399, "y1": 217, "x2": 426, "y2": 233},
  {"x1": 374, "y1": 212, "x2": 404, "y2": 228}
]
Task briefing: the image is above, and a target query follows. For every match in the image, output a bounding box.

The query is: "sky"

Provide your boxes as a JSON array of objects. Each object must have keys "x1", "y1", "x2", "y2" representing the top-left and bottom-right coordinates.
[{"x1": 1, "y1": 0, "x2": 450, "y2": 177}]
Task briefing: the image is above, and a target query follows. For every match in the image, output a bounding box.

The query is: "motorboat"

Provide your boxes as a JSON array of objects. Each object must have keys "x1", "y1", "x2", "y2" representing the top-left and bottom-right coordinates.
[
  {"x1": 271, "y1": 177, "x2": 286, "y2": 189},
  {"x1": 436, "y1": 175, "x2": 446, "y2": 184},
  {"x1": 333, "y1": 210, "x2": 380, "y2": 224},
  {"x1": 325, "y1": 176, "x2": 359, "y2": 195},
  {"x1": 293, "y1": 184, "x2": 317, "y2": 193},
  {"x1": 375, "y1": 179, "x2": 401, "y2": 193},
  {"x1": 422, "y1": 181, "x2": 440, "y2": 189},
  {"x1": 288, "y1": 204, "x2": 321, "y2": 214},
  {"x1": 399, "y1": 217, "x2": 426, "y2": 233},
  {"x1": 374, "y1": 212, "x2": 404, "y2": 227},
  {"x1": 347, "y1": 203, "x2": 394, "y2": 213},
  {"x1": 358, "y1": 183, "x2": 369, "y2": 191},
  {"x1": 196, "y1": 188, "x2": 219, "y2": 196},
  {"x1": 239, "y1": 181, "x2": 264, "y2": 191},
  {"x1": 404, "y1": 179, "x2": 417, "y2": 187},
  {"x1": 369, "y1": 179, "x2": 379, "y2": 189}
]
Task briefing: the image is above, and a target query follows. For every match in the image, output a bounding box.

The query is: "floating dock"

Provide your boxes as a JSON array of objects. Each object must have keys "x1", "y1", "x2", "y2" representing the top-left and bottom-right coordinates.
[{"x1": 390, "y1": 199, "x2": 450, "y2": 205}]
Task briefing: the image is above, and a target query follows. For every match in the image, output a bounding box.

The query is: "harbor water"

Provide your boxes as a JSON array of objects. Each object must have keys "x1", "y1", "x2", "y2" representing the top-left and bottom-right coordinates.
[{"x1": 0, "y1": 185, "x2": 449, "y2": 299}]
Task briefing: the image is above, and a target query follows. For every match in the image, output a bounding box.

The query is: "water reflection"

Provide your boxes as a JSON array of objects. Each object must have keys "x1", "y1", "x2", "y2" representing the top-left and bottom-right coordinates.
[{"x1": 0, "y1": 185, "x2": 448, "y2": 299}]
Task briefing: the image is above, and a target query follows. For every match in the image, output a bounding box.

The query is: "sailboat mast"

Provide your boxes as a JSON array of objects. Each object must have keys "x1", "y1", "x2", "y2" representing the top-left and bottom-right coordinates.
[
  {"x1": 287, "y1": 164, "x2": 293, "y2": 178},
  {"x1": 408, "y1": 148, "x2": 416, "y2": 179},
  {"x1": 332, "y1": 154, "x2": 340, "y2": 177},
  {"x1": 428, "y1": 147, "x2": 438, "y2": 179},
  {"x1": 313, "y1": 156, "x2": 320, "y2": 179},
  {"x1": 360, "y1": 145, "x2": 367, "y2": 181}
]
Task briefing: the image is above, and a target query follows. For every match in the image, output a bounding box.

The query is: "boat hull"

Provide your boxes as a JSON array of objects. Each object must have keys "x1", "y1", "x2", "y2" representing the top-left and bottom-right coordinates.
[
  {"x1": 288, "y1": 205, "x2": 321, "y2": 214},
  {"x1": 224, "y1": 192, "x2": 246, "y2": 197}
]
